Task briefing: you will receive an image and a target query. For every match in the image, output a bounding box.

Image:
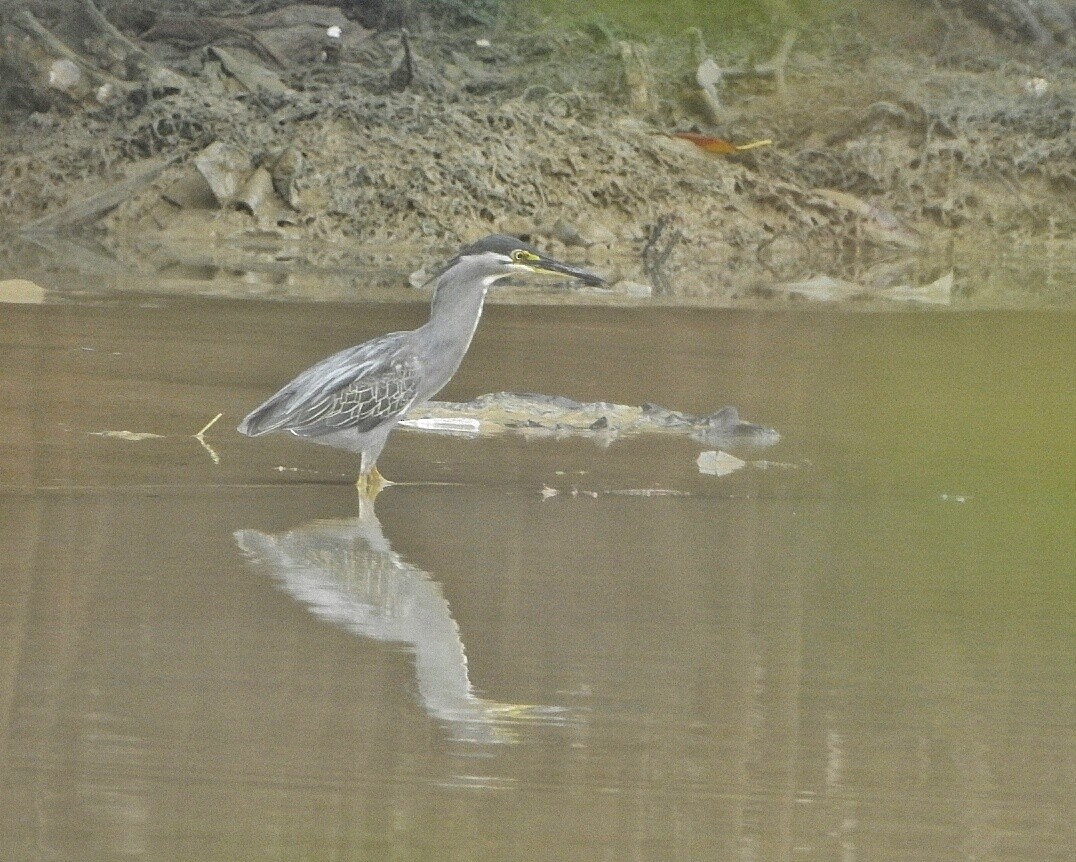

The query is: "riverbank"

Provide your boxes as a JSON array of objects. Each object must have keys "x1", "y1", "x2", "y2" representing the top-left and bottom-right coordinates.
[{"x1": 1, "y1": 2, "x2": 1072, "y2": 307}]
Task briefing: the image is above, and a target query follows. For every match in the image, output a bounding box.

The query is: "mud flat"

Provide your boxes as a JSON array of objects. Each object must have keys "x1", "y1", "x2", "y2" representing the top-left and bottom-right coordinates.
[{"x1": 1, "y1": 1, "x2": 1072, "y2": 308}]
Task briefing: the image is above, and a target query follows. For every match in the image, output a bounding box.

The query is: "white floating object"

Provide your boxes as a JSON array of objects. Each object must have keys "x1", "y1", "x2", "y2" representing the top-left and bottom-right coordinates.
[
  {"x1": 326, "y1": 25, "x2": 342, "y2": 39},
  {"x1": 697, "y1": 449, "x2": 746, "y2": 477},
  {"x1": 400, "y1": 416, "x2": 482, "y2": 435},
  {"x1": 90, "y1": 430, "x2": 164, "y2": 441}
]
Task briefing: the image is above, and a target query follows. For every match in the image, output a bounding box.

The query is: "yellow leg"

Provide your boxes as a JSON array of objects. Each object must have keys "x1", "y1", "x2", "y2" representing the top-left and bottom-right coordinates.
[{"x1": 355, "y1": 465, "x2": 390, "y2": 498}]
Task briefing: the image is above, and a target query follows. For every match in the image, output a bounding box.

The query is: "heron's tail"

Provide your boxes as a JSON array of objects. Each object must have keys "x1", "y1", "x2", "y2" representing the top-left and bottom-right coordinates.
[{"x1": 237, "y1": 395, "x2": 287, "y2": 436}]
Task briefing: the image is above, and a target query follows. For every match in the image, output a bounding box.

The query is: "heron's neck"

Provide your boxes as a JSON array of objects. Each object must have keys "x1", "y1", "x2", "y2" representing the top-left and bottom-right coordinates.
[{"x1": 417, "y1": 278, "x2": 491, "y2": 396}]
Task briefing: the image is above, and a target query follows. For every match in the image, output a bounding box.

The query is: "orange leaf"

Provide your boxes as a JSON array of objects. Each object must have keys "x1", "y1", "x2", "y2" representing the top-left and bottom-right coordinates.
[
  {"x1": 671, "y1": 133, "x2": 773, "y2": 154},
  {"x1": 671, "y1": 132, "x2": 738, "y2": 153}
]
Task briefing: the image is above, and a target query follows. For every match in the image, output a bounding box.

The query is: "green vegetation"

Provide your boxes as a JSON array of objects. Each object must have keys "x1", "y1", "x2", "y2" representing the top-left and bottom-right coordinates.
[{"x1": 533, "y1": 0, "x2": 843, "y2": 43}]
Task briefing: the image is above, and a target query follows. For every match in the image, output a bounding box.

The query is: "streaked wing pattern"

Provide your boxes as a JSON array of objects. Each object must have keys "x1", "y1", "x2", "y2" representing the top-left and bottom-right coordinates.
[
  {"x1": 241, "y1": 332, "x2": 423, "y2": 437},
  {"x1": 292, "y1": 357, "x2": 421, "y2": 434}
]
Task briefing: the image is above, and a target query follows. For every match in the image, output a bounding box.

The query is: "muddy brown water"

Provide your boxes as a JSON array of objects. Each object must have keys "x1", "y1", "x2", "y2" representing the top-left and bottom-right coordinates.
[{"x1": 1, "y1": 295, "x2": 1073, "y2": 861}]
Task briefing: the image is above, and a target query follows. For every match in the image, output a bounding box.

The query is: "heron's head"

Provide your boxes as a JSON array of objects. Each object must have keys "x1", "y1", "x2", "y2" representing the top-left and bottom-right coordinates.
[{"x1": 445, "y1": 234, "x2": 605, "y2": 289}]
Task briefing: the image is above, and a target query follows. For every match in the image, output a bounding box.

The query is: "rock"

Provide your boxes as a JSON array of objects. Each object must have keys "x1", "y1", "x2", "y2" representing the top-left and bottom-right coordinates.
[
  {"x1": 234, "y1": 166, "x2": 280, "y2": 218},
  {"x1": 611, "y1": 280, "x2": 653, "y2": 298},
  {"x1": 550, "y1": 218, "x2": 616, "y2": 249},
  {"x1": 267, "y1": 147, "x2": 304, "y2": 210},
  {"x1": 496, "y1": 218, "x2": 538, "y2": 240},
  {"x1": 48, "y1": 59, "x2": 82, "y2": 93},
  {"x1": 695, "y1": 406, "x2": 782, "y2": 446},
  {"x1": 194, "y1": 142, "x2": 253, "y2": 207},
  {"x1": 162, "y1": 166, "x2": 218, "y2": 209},
  {"x1": 409, "y1": 267, "x2": 432, "y2": 289}
]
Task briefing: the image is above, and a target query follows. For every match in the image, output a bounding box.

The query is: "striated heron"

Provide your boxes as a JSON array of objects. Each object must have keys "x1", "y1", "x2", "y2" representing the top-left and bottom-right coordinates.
[{"x1": 238, "y1": 235, "x2": 605, "y2": 495}]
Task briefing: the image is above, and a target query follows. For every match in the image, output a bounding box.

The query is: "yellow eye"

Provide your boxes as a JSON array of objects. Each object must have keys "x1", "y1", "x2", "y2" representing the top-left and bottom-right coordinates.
[{"x1": 511, "y1": 249, "x2": 534, "y2": 263}]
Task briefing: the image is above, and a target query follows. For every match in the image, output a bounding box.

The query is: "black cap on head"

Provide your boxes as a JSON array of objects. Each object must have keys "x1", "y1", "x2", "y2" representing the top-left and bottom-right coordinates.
[{"x1": 457, "y1": 234, "x2": 541, "y2": 258}]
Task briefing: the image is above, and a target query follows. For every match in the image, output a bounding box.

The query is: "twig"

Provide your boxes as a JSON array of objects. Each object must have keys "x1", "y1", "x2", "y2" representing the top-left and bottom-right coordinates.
[
  {"x1": 194, "y1": 412, "x2": 223, "y2": 464},
  {"x1": 195, "y1": 412, "x2": 223, "y2": 438}
]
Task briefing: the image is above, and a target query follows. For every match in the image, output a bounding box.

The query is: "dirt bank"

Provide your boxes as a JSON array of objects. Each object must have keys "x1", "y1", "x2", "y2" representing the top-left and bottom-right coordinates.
[{"x1": 1, "y1": 1, "x2": 1073, "y2": 308}]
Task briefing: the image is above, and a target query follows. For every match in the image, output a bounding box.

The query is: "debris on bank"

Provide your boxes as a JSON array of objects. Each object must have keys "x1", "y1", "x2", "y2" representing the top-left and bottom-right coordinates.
[{"x1": 0, "y1": 1, "x2": 1073, "y2": 306}]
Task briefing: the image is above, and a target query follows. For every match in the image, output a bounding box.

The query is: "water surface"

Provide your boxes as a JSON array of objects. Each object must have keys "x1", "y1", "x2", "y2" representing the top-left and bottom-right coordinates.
[{"x1": 1, "y1": 298, "x2": 1072, "y2": 861}]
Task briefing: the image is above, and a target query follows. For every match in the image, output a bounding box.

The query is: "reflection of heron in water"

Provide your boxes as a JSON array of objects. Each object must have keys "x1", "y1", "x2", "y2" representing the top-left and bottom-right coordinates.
[{"x1": 235, "y1": 507, "x2": 567, "y2": 744}]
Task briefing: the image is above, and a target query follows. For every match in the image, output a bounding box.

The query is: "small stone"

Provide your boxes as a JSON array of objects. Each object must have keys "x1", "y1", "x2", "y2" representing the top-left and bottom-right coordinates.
[
  {"x1": 48, "y1": 59, "x2": 81, "y2": 91},
  {"x1": 194, "y1": 142, "x2": 253, "y2": 207},
  {"x1": 611, "y1": 280, "x2": 653, "y2": 298}
]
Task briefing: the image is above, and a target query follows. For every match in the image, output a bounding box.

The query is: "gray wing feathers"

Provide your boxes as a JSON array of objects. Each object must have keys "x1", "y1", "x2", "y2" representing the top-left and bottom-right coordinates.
[{"x1": 238, "y1": 333, "x2": 421, "y2": 437}]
